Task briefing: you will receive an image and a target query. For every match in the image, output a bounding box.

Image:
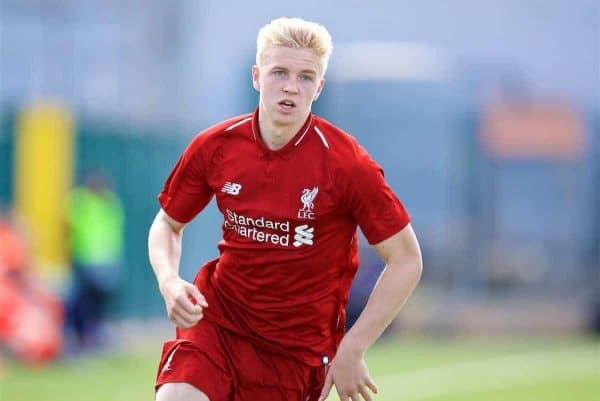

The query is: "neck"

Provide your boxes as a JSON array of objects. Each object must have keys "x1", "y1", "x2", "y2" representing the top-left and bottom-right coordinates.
[{"x1": 258, "y1": 105, "x2": 309, "y2": 151}]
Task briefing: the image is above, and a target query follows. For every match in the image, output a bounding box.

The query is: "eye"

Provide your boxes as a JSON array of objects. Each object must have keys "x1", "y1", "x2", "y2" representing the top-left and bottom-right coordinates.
[
  {"x1": 300, "y1": 74, "x2": 314, "y2": 81},
  {"x1": 272, "y1": 70, "x2": 286, "y2": 76}
]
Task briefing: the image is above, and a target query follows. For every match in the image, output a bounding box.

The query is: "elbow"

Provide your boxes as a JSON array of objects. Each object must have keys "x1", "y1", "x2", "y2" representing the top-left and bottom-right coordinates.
[
  {"x1": 388, "y1": 252, "x2": 422, "y2": 285},
  {"x1": 401, "y1": 252, "x2": 422, "y2": 286}
]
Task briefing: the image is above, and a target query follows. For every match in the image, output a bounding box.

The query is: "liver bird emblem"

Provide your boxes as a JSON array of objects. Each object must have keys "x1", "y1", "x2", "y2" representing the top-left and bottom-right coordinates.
[{"x1": 300, "y1": 187, "x2": 319, "y2": 211}]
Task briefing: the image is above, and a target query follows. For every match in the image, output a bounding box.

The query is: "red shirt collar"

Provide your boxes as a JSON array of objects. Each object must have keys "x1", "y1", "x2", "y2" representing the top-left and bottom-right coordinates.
[{"x1": 251, "y1": 107, "x2": 314, "y2": 156}]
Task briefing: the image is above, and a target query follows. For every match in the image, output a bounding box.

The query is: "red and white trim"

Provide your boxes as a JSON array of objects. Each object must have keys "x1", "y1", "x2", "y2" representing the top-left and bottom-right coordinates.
[
  {"x1": 314, "y1": 126, "x2": 330, "y2": 149},
  {"x1": 293, "y1": 116, "x2": 314, "y2": 147},
  {"x1": 224, "y1": 117, "x2": 252, "y2": 132}
]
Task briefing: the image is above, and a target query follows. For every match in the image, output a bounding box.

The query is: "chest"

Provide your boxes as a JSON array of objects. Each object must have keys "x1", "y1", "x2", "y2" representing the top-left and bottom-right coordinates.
[{"x1": 208, "y1": 147, "x2": 336, "y2": 222}]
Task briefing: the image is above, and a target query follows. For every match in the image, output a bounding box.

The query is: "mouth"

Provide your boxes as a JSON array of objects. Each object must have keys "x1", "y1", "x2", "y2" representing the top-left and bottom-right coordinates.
[{"x1": 278, "y1": 100, "x2": 296, "y2": 110}]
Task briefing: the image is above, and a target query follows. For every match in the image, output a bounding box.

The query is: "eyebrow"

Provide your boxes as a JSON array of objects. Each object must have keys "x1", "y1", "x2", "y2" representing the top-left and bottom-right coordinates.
[{"x1": 271, "y1": 66, "x2": 318, "y2": 75}]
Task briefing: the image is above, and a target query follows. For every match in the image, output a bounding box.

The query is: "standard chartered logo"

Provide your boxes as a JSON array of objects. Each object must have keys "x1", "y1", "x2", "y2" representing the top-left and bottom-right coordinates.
[
  {"x1": 293, "y1": 224, "x2": 314, "y2": 247},
  {"x1": 224, "y1": 209, "x2": 315, "y2": 248}
]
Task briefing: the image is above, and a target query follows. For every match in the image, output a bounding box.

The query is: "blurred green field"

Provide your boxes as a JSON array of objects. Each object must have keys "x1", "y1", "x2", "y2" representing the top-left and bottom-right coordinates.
[{"x1": 1, "y1": 337, "x2": 598, "y2": 401}]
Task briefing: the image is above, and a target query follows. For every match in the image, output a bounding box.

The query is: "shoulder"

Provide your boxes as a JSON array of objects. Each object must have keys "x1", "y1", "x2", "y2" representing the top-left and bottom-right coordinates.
[
  {"x1": 185, "y1": 113, "x2": 253, "y2": 155},
  {"x1": 313, "y1": 115, "x2": 375, "y2": 171}
]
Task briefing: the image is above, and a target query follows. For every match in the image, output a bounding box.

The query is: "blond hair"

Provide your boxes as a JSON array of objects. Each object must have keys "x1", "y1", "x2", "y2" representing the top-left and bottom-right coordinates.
[{"x1": 256, "y1": 17, "x2": 333, "y2": 77}]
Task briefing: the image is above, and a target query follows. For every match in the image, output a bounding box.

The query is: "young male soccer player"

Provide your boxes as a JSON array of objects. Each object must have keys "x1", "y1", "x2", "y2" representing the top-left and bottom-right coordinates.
[{"x1": 149, "y1": 17, "x2": 422, "y2": 401}]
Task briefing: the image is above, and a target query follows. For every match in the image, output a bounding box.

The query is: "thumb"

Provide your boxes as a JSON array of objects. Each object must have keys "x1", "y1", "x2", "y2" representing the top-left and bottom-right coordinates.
[
  {"x1": 318, "y1": 371, "x2": 333, "y2": 401},
  {"x1": 186, "y1": 283, "x2": 208, "y2": 308}
]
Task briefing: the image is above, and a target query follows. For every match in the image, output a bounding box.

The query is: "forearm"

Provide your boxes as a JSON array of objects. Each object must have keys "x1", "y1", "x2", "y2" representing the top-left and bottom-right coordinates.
[
  {"x1": 148, "y1": 215, "x2": 183, "y2": 286},
  {"x1": 343, "y1": 257, "x2": 422, "y2": 354}
]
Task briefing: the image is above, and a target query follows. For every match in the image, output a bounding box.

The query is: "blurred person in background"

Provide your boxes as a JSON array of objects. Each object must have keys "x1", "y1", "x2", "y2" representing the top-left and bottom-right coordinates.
[
  {"x1": 149, "y1": 17, "x2": 422, "y2": 401},
  {"x1": 0, "y1": 207, "x2": 64, "y2": 365},
  {"x1": 65, "y1": 170, "x2": 124, "y2": 352}
]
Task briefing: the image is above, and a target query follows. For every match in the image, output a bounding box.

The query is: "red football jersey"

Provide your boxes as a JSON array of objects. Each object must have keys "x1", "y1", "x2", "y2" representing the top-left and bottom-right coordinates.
[{"x1": 159, "y1": 109, "x2": 410, "y2": 366}]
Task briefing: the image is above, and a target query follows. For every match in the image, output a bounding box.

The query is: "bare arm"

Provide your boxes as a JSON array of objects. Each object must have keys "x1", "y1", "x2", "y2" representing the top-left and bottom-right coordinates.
[
  {"x1": 148, "y1": 209, "x2": 186, "y2": 284},
  {"x1": 319, "y1": 223, "x2": 423, "y2": 401},
  {"x1": 148, "y1": 209, "x2": 207, "y2": 328},
  {"x1": 343, "y1": 223, "x2": 422, "y2": 351}
]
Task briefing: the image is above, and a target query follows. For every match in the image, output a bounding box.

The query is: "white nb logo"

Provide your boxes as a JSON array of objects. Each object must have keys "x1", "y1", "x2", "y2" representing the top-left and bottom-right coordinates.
[
  {"x1": 221, "y1": 182, "x2": 242, "y2": 195},
  {"x1": 293, "y1": 224, "x2": 314, "y2": 247}
]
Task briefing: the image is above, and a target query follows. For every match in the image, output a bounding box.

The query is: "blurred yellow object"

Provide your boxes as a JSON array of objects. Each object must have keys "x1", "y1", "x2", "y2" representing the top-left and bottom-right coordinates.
[{"x1": 14, "y1": 102, "x2": 74, "y2": 284}]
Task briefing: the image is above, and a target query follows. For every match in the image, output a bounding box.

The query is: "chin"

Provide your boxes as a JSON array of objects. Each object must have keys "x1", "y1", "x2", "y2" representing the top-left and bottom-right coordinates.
[
  {"x1": 272, "y1": 118, "x2": 293, "y2": 128},
  {"x1": 270, "y1": 110, "x2": 295, "y2": 123}
]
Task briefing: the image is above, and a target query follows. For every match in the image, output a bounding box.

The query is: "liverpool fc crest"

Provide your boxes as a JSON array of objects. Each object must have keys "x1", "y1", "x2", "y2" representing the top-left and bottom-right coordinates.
[{"x1": 298, "y1": 187, "x2": 318, "y2": 220}]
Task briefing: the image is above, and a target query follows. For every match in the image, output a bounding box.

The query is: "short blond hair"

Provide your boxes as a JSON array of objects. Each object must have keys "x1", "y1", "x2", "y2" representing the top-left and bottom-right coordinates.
[{"x1": 256, "y1": 17, "x2": 333, "y2": 77}]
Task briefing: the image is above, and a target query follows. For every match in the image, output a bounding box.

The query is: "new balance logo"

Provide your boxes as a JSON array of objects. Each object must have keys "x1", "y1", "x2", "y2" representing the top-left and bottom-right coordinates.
[
  {"x1": 293, "y1": 225, "x2": 314, "y2": 247},
  {"x1": 221, "y1": 182, "x2": 242, "y2": 195}
]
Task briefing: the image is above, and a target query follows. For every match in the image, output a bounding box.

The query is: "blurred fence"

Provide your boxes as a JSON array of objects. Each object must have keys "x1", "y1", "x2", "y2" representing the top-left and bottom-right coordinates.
[
  {"x1": 0, "y1": 109, "x2": 15, "y2": 206},
  {"x1": 318, "y1": 81, "x2": 600, "y2": 297},
  {"x1": 1, "y1": 97, "x2": 599, "y2": 320},
  {"x1": 0, "y1": 111, "x2": 188, "y2": 317}
]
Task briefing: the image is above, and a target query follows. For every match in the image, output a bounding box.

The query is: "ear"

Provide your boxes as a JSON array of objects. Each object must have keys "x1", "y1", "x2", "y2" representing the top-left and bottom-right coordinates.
[
  {"x1": 313, "y1": 78, "x2": 325, "y2": 101},
  {"x1": 251, "y1": 65, "x2": 260, "y2": 92}
]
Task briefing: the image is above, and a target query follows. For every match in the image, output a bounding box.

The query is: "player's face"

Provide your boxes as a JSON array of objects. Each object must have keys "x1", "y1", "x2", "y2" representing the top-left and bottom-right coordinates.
[{"x1": 252, "y1": 46, "x2": 325, "y2": 127}]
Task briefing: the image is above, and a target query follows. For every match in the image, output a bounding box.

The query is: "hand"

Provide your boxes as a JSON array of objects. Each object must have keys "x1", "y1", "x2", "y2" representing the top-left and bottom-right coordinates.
[
  {"x1": 318, "y1": 341, "x2": 378, "y2": 401},
  {"x1": 159, "y1": 276, "x2": 208, "y2": 329}
]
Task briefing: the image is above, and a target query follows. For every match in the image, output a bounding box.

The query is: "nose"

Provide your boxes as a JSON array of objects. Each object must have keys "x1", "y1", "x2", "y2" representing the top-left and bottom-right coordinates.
[{"x1": 283, "y1": 78, "x2": 298, "y2": 94}]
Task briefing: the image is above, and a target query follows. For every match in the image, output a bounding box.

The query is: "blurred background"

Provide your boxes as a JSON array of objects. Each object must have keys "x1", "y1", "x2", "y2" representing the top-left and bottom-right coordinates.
[{"x1": 0, "y1": 1, "x2": 598, "y2": 400}]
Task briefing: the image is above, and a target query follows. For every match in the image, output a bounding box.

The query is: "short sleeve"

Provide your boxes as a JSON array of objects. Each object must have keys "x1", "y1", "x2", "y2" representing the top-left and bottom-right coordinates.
[
  {"x1": 340, "y1": 147, "x2": 410, "y2": 245},
  {"x1": 158, "y1": 136, "x2": 214, "y2": 223}
]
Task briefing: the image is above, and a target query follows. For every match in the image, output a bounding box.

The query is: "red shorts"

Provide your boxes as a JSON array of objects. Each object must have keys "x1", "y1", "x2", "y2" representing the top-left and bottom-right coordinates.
[{"x1": 155, "y1": 319, "x2": 326, "y2": 401}]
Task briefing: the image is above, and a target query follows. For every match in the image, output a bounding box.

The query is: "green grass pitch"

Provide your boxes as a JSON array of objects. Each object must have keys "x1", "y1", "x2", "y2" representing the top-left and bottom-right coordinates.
[{"x1": 1, "y1": 337, "x2": 598, "y2": 401}]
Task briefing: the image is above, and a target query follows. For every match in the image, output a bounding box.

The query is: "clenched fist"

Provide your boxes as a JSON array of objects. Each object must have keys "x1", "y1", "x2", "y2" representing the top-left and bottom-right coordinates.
[{"x1": 159, "y1": 276, "x2": 208, "y2": 329}]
